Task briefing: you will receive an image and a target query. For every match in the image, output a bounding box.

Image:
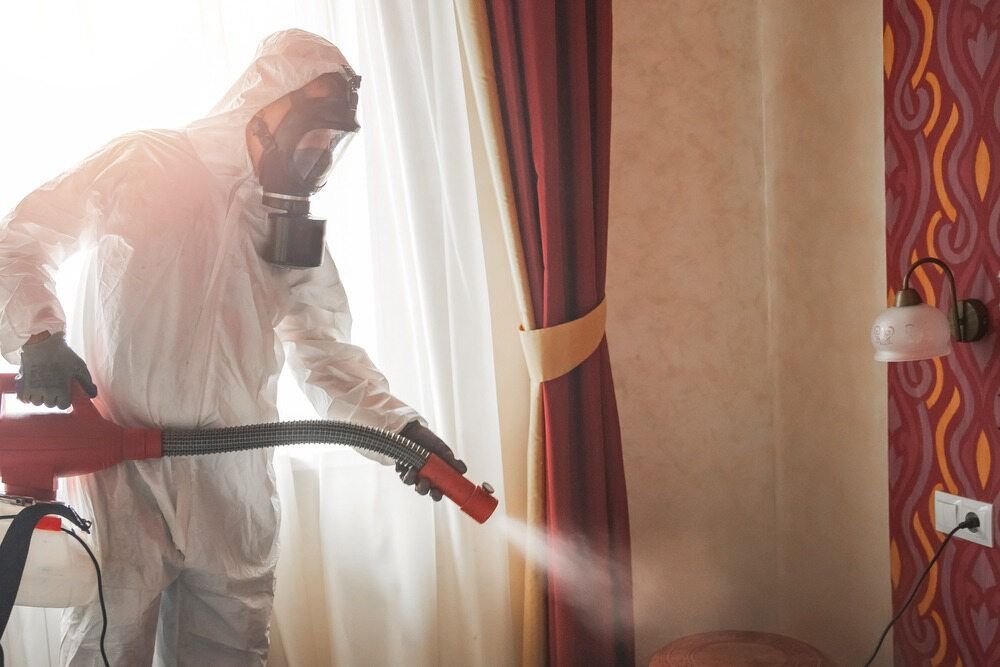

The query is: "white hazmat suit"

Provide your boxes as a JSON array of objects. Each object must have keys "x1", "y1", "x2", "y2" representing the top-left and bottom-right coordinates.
[{"x1": 0, "y1": 30, "x2": 421, "y2": 665}]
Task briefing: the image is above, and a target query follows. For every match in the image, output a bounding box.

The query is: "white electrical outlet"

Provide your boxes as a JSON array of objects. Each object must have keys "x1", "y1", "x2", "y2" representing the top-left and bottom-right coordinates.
[{"x1": 934, "y1": 491, "x2": 993, "y2": 547}]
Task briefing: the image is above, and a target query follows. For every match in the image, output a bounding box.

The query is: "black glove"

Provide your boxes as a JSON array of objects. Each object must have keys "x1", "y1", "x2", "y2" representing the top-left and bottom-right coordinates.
[
  {"x1": 396, "y1": 421, "x2": 467, "y2": 502},
  {"x1": 17, "y1": 332, "x2": 97, "y2": 409}
]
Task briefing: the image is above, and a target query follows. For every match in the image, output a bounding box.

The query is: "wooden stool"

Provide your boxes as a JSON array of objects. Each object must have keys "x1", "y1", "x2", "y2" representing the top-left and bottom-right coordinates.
[{"x1": 650, "y1": 631, "x2": 833, "y2": 666}]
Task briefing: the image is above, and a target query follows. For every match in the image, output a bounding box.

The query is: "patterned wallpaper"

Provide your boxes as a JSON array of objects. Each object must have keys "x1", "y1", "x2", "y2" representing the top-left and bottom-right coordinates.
[{"x1": 884, "y1": 0, "x2": 1000, "y2": 663}]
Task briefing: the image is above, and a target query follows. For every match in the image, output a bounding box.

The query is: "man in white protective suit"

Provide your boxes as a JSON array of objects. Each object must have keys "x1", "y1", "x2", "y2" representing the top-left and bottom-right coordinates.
[{"x1": 0, "y1": 29, "x2": 464, "y2": 665}]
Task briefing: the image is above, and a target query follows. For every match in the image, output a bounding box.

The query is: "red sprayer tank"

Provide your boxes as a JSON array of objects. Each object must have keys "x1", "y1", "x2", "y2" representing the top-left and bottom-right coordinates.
[{"x1": 0, "y1": 374, "x2": 161, "y2": 500}]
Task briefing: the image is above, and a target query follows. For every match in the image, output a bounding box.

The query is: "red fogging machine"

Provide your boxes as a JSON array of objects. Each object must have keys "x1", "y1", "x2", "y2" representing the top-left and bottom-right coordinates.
[
  {"x1": 0, "y1": 373, "x2": 497, "y2": 520},
  {"x1": 0, "y1": 372, "x2": 497, "y2": 625}
]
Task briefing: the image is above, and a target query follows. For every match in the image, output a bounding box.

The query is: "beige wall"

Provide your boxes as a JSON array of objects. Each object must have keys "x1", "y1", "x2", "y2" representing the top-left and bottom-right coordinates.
[
  {"x1": 608, "y1": 1, "x2": 778, "y2": 661},
  {"x1": 760, "y1": 2, "x2": 889, "y2": 663},
  {"x1": 608, "y1": 0, "x2": 888, "y2": 664}
]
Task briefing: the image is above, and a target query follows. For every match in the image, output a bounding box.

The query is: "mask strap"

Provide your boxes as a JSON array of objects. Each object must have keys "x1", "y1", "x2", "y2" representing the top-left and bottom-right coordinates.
[{"x1": 249, "y1": 116, "x2": 277, "y2": 152}]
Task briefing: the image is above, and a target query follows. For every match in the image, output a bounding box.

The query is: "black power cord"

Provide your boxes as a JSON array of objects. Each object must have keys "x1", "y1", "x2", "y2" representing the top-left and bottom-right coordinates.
[
  {"x1": 61, "y1": 527, "x2": 109, "y2": 667},
  {"x1": 0, "y1": 514, "x2": 109, "y2": 667},
  {"x1": 864, "y1": 512, "x2": 981, "y2": 667}
]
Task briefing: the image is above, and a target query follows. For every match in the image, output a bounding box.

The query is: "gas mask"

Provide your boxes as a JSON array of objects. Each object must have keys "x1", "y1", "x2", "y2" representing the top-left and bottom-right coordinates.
[{"x1": 250, "y1": 67, "x2": 361, "y2": 268}]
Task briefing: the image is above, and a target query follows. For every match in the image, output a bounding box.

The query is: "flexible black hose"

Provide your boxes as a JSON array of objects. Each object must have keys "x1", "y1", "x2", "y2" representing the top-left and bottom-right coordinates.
[{"x1": 161, "y1": 420, "x2": 430, "y2": 469}]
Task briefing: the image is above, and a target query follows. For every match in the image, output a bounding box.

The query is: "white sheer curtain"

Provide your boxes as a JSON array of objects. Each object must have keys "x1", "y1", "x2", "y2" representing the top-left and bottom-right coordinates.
[
  {"x1": 269, "y1": 1, "x2": 514, "y2": 665},
  {"x1": 0, "y1": 2, "x2": 514, "y2": 665}
]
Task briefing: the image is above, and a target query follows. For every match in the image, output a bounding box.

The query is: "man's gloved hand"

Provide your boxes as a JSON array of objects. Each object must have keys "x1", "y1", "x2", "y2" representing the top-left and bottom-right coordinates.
[
  {"x1": 17, "y1": 331, "x2": 98, "y2": 410},
  {"x1": 396, "y1": 421, "x2": 467, "y2": 502}
]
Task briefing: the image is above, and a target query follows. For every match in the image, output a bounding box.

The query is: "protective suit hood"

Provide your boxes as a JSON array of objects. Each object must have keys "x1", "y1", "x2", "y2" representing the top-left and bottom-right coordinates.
[{"x1": 186, "y1": 29, "x2": 353, "y2": 182}]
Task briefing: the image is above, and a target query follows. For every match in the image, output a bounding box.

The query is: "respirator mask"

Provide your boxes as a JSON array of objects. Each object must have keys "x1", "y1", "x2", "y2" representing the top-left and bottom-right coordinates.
[{"x1": 250, "y1": 67, "x2": 361, "y2": 268}]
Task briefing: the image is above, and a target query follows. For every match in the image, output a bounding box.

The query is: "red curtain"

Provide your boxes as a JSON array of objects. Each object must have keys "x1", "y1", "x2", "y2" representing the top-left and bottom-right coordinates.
[{"x1": 486, "y1": 2, "x2": 634, "y2": 665}]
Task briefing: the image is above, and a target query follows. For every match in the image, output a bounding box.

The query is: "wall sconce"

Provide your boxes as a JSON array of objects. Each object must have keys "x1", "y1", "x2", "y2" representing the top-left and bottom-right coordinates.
[{"x1": 871, "y1": 257, "x2": 989, "y2": 362}]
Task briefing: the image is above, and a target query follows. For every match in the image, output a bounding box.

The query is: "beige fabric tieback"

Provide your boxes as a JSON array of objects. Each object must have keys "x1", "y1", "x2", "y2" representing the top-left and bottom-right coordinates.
[{"x1": 518, "y1": 297, "x2": 607, "y2": 383}]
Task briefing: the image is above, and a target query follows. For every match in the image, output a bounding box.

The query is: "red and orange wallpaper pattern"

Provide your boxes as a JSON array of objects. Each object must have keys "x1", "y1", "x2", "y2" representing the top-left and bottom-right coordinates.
[{"x1": 885, "y1": 0, "x2": 1000, "y2": 663}]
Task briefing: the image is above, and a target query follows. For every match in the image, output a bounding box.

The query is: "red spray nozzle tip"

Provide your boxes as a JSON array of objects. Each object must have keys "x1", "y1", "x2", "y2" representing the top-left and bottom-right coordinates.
[
  {"x1": 459, "y1": 484, "x2": 499, "y2": 524},
  {"x1": 417, "y1": 454, "x2": 498, "y2": 523}
]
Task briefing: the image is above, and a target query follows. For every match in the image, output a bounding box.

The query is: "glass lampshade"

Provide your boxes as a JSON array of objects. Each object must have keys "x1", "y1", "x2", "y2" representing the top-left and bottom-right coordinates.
[{"x1": 870, "y1": 302, "x2": 952, "y2": 362}]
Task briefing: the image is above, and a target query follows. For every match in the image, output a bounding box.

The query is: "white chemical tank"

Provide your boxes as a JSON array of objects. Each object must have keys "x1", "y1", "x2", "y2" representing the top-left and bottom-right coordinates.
[{"x1": 0, "y1": 498, "x2": 97, "y2": 607}]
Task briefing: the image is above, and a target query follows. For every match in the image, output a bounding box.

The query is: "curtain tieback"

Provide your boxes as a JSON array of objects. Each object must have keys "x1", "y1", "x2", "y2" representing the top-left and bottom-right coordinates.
[{"x1": 518, "y1": 297, "x2": 607, "y2": 383}]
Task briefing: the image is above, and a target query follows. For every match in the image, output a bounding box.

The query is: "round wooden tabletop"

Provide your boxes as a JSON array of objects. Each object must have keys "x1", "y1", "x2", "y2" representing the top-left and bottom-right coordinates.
[{"x1": 649, "y1": 631, "x2": 834, "y2": 666}]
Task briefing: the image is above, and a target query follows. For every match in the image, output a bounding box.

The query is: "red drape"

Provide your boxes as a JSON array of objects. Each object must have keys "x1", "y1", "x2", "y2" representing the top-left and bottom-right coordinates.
[{"x1": 486, "y1": 2, "x2": 634, "y2": 665}]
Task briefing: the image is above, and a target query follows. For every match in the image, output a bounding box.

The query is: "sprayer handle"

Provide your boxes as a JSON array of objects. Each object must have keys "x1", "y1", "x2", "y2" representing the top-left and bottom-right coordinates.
[
  {"x1": 0, "y1": 373, "x2": 100, "y2": 419},
  {"x1": 68, "y1": 380, "x2": 102, "y2": 419}
]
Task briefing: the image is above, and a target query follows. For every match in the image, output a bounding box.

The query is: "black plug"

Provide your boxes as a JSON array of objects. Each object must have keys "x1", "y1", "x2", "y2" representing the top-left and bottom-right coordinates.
[{"x1": 959, "y1": 512, "x2": 981, "y2": 533}]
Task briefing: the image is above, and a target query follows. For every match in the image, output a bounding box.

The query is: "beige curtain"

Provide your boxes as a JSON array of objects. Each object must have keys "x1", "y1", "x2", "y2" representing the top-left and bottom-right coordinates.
[{"x1": 453, "y1": 3, "x2": 545, "y2": 665}]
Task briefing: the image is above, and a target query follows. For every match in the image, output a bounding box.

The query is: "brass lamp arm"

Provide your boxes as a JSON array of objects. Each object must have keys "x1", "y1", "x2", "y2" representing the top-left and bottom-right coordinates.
[{"x1": 898, "y1": 257, "x2": 987, "y2": 342}]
